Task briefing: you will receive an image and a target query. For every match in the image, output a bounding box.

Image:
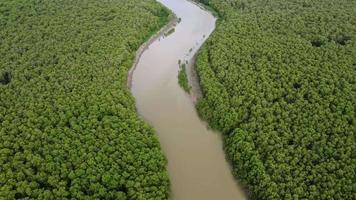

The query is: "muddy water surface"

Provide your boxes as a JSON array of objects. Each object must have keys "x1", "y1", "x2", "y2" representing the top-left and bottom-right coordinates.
[{"x1": 131, "y1": 0, "x2": 246, "y2": 199}]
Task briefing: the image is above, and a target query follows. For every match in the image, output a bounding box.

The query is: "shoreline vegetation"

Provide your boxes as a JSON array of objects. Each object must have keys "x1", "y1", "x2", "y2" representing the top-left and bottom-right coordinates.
[
  {"x1": 0, "y1": 0, "x2": 172, "y2": 199},
  {"x1": 178, "y1": 63, "x2": 192, "y2": 93},
  {"x1": 194, "y1": 0, "x2": 355, "y2": 199}
]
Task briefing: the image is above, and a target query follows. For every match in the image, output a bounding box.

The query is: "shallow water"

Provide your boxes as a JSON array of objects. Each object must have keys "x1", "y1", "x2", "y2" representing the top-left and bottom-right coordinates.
[{"x1": 131, "y1": 0, "x2": 246, "y2": 199}]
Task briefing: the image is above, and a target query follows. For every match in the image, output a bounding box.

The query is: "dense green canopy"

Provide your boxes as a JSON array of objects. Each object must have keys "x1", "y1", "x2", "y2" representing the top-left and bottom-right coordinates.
[
  {"x1": 0, "y1": 0, "x2": 170, "y2": 199},
  {"x1": 195, "y1": 0, "x2": 355, "y2": 199}
]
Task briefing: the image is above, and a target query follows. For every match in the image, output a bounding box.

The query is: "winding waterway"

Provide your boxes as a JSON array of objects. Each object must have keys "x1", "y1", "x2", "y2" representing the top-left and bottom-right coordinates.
[{"x1": 131, "y1": 0, "x2": 246, "y2": 199}]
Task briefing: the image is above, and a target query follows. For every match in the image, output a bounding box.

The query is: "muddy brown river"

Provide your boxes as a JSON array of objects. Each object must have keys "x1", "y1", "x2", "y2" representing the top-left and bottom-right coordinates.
[{"x1": 131, "y1": 0, "x2": 246, "y2": 199}]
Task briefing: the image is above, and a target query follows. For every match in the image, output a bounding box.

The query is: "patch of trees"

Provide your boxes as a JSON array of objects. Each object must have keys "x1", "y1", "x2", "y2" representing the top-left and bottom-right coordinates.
[
  {"x1": 195, "y1": 0, "x2": 355, "y2": 199},
  {"x1": 0, "y1": 0, "x2": 170, "y2": 199},
  {"x1": 178, "y1": 64, "x2": 191, "y2": 93}
]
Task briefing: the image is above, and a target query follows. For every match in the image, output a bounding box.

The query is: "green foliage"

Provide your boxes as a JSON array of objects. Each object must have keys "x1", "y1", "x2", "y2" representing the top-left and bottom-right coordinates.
[
  {"x1": 178, "y1": 64, "x2": 191, "y2": 93},
  {"x1": 0, "y1": 0, "x2": 170, "y2": 199},
  {"x1": 196, "y1": 0, "x2": 356, "y2": 199}
]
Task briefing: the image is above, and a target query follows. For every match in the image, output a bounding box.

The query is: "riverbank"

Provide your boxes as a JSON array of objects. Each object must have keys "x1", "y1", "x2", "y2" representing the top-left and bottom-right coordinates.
[
  {"x1": 180, "y1": 0, "x2": 218, "y2": 104},
  {"x1": 188, "y1": 0, "x2": 219, "y2": 17},
  {"x1": 127, "y1": 13, "x2": 178, "y2": 89},
  {"x1": 186, "y1": 53, "x2": 203, "y2": 103}
]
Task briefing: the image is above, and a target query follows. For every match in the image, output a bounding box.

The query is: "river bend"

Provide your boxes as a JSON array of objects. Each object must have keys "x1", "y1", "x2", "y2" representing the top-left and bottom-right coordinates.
[{"x1": 131, "y1": 0, "x2": 246, "y2": 199}]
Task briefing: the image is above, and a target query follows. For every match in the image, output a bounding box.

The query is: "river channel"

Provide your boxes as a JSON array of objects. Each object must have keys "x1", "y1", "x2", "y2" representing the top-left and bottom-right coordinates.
[{"x1": 131, "y1": 0, "x2": 246, "y2": 199}]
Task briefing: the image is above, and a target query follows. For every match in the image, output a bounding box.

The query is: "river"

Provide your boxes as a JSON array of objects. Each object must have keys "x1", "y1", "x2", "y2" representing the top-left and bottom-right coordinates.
[{"x1": 131, "y1": 0, "x2": 246, "y2": 199}]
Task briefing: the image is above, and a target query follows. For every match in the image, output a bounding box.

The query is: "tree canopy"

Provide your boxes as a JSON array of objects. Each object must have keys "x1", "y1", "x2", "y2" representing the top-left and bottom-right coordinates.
[
  {"x1": 0, "y1": 0, "x2": 170, "y2": 199},
  {"x1": 195, "y1": 0, "x2": 356, "y2": 199}
]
